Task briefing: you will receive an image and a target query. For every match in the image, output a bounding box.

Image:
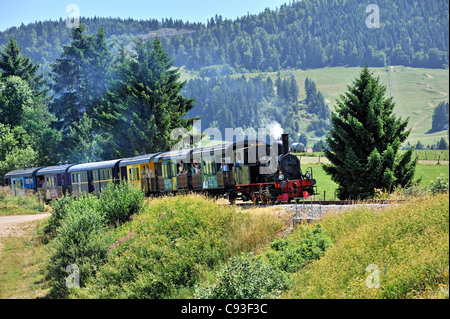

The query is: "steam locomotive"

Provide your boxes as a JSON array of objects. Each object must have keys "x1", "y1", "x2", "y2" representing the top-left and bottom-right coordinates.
[{"x1": 4, "y1": 134, "x2": 317, "y2": 204}]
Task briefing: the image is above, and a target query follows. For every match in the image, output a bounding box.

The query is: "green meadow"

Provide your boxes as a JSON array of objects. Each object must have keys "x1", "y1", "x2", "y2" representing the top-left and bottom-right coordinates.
[
  {"x1": 181, "y1": 66, "x2": 449, "y2": 147},
  {"x1": 275, "y1": 66, "x2": 449, "y2": 146},
  {"x1": 305, "y1": 163, "x2": 449, "y2": 200}
]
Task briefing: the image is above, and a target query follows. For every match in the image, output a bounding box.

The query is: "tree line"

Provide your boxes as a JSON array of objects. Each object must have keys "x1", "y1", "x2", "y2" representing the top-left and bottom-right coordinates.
[
  {"x1": 0, "y1": 26, "x2": 195, "y2": 182},
  {"x1": 0, "y1": 0, "x2": 448, "y2": 75},
  {"x1": 182, "y1": 73, "x2": 329, "y2": 142}
]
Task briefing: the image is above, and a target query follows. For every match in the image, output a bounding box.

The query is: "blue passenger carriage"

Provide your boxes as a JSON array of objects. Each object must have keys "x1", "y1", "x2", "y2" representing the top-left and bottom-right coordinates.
[{"x1": 4, "y1": 166, "x2": 41, "y2": 196}]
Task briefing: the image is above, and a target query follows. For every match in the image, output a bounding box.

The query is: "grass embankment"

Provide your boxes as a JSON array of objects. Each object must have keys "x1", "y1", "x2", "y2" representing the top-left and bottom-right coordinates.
[
  {"x1": 284, "y1": 193, "x2": 449, "y2": 299},
  {"x1": 40, "y1": 185, "x2": 289, "y2": 299},
  {"x1": 74, "y1": 195, "x2": 288, "y2": 299},
  {"x1": 1, "y1": 182, "x2": 448, "y2": 299}
]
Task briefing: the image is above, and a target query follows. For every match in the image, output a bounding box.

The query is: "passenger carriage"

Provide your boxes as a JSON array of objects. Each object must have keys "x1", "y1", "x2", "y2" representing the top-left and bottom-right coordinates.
[
  {"x1": 152, "y1": 149, "x2": 192, "y2": 193},
  {"x1": 68, "y1": 160, "x2": 122, "y2": 197},
  {"x1": 4, "y1": 166, "x2": 42, "y2": 196},
  {"x1": 118, "y1": 153, "x2": 159, "y2": 195},
  {"x1": 192, "y1": 143, "x2": 233, "y2": 193},
  {"x1": 35, "y1": 162, "x2": 76, "y2": 201}
]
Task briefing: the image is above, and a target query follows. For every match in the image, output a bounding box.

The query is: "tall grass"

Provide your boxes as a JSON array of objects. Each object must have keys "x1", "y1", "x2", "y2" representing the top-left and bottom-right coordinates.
[
  {"x1": 73, "y1": 194, "x2": 287, "y2": 299},
  {"x1": 284, "y1": 193, "x2": 449, "y2": 299},
  {"x1": 0, "y1": 186, "x2": 48, "y2": 216}
]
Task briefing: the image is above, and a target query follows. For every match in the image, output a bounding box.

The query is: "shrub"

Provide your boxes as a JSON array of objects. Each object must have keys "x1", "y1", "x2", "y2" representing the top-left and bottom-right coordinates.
[
  {"x1": 97, "y1": 182, "x2": 145, "y2": 225},
  {"x1": 429, "y1": 174, "x2": 449, "y2": 194},
  {"x1": 46, "y1": 195, "x2": 107, "y2": 298},
  {"x1": 42, "y1": 195, "x2": 75, "y2": 241},
  {"x1": 195, "y1": 253, "x2": 290, "y2": 299},
  {"x1": 43, "y1": 182, "x2": 147, "y2": 297},
  {"x1": 263, "y1": 224, "x2": 332, "y2": 273}
]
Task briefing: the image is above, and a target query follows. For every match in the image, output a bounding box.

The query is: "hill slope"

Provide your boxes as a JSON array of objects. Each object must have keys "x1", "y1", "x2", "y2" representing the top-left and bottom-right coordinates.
[
  {"x1": 0, "y1": 0, "x2": 448, "y2": 73},
  {"x1": 284, "y1": 193, "x2": 449, "y2": 299},
  {"x1": 179, "y1": 66, "x2": 449, "y2": 146},
  {"x1": 272, "y1": 66, "x2": 449, "y2": 146}
]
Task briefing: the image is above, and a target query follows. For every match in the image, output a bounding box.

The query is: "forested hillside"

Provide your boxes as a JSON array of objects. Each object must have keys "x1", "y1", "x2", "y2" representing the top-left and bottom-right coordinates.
[
  {"x1": 0, "y1": 0, "x2": 448, "y2": 176},
  {"x1": 0, "y1": 0, "x2": 448, "y2": 74}
]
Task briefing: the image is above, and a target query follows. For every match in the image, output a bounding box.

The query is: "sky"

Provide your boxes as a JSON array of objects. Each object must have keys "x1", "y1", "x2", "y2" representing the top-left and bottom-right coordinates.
[{"x1": 0, "y1": 0, "x2": 290, "y2": 32}]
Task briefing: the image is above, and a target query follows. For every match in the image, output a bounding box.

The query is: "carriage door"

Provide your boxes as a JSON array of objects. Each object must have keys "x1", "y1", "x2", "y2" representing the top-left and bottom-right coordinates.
[
  {"x1": 120, "y1": 166, "x2": 128, "y2": 181},
  {"x1": 77, "y1": 174, "x2": 82, "y2": 195}
]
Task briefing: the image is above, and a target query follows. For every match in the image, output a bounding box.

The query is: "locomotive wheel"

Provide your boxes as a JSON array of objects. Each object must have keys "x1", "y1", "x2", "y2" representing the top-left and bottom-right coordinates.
[
  {"x1": 250, "y1": 192, "x2": 259, "y2": 204},
  {"x1": 228, "y1": 193, "x2": 237, "y2": 205},
  {"x1": 260, "y1": 194, "x2": 267, "y2": 205}
]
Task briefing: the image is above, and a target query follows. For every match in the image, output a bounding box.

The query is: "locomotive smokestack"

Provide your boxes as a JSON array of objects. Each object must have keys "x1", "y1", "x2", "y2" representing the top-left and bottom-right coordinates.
[{"x1": 282, "y1": 134, "x2": 289, "y2": 154}]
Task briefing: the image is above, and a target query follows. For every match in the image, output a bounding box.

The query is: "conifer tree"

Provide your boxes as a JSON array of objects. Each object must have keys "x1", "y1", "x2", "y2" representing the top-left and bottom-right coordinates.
[
  {"x1": 0, "y1": 36, "x2": 49, "y2": 102},
  {"x1": 99, "y1": 37, "x2": 196, "y2": 157},
  {"x1": 50, "y1": 24, "x2": 112, "y2": 156},
  {"x1": 323, "y1": 66, "x2": 417, "y2": 199}
]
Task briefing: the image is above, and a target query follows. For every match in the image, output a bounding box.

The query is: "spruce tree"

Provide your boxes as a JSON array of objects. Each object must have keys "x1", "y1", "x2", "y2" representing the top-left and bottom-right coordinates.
[
  {"x1": 323, "y1": 66, "x2": 417, "y2": 199},
  {"x1": 98, "y1": 37, "x2": 196, "y2": 157},
  {"x1": 0, "y1": 36, "x2": 49, "y2": 103},
  {"x1": 50, "y1": 25, "x2": 112, "y2": 156}
]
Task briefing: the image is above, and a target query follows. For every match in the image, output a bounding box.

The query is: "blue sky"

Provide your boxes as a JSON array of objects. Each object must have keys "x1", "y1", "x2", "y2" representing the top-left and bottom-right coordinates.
[{"x1": 0, "y1": 0, "x2": 289, "y2": 32}]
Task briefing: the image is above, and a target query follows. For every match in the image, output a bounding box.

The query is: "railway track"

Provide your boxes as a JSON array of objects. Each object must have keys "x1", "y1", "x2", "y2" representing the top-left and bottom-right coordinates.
[
  {"x1": 235, "y1": 199, "x2": 404, "y2": 206},
  {"x1": 234, "y1": 198, "x2": 403, "y2": 228}
]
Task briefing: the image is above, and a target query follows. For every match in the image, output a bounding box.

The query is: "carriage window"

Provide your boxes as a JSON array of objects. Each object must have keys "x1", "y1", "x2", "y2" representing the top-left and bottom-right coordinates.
[
  {"x1": 47, "y1": 176, "x2": 56, "y2": 188},
  {"x1": 128, "y1": 167, "x2": 139, "y2": 181},
  {"x1": 135, "y1": 167, "x2": 139, "y2": 181},
  {"x1": 162, "y1": 163, "x2": 175, "y2": 178},
  {"x1": 204, "y1": 159, "x2": 216, "y2": 174},
  {"x1": 171, "y1": 163, "x2": 177, "y2": 177}
]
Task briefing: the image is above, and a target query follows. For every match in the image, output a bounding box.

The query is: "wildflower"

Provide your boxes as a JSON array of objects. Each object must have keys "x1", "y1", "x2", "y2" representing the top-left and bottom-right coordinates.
[{"x1": 111, "y1": 244, "x2": 116, "y2": 248}]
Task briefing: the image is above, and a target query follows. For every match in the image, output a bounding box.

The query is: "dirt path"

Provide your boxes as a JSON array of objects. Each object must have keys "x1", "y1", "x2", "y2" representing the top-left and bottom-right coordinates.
[{"x1": 0, "y1": 214, "x2": 51, "y2": 239}]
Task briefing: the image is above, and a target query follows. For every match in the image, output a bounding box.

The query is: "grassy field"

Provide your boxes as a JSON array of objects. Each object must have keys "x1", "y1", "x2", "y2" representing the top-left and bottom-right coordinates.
[
  {"x1": 284, "y1": 193, "x2": 449, "y2": 299},
  {"x1": 180, "y1": 66, "x2": 449, "y2": 147},
  {"x1": 0, "y1": 187, "x2": 49, "y2": 216},
  {"x1": 274, "y1": 66, "x2": 449, "y2": 147},
  {"x1": 305, "y1": 162, "x2": 449, "y2": 200},
  {"x1": 0, "y1": 188, "x2": 448, "y2": 299},
  {"x1": 0, "y1": 223, "x2": 49, "y2": 298}
]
